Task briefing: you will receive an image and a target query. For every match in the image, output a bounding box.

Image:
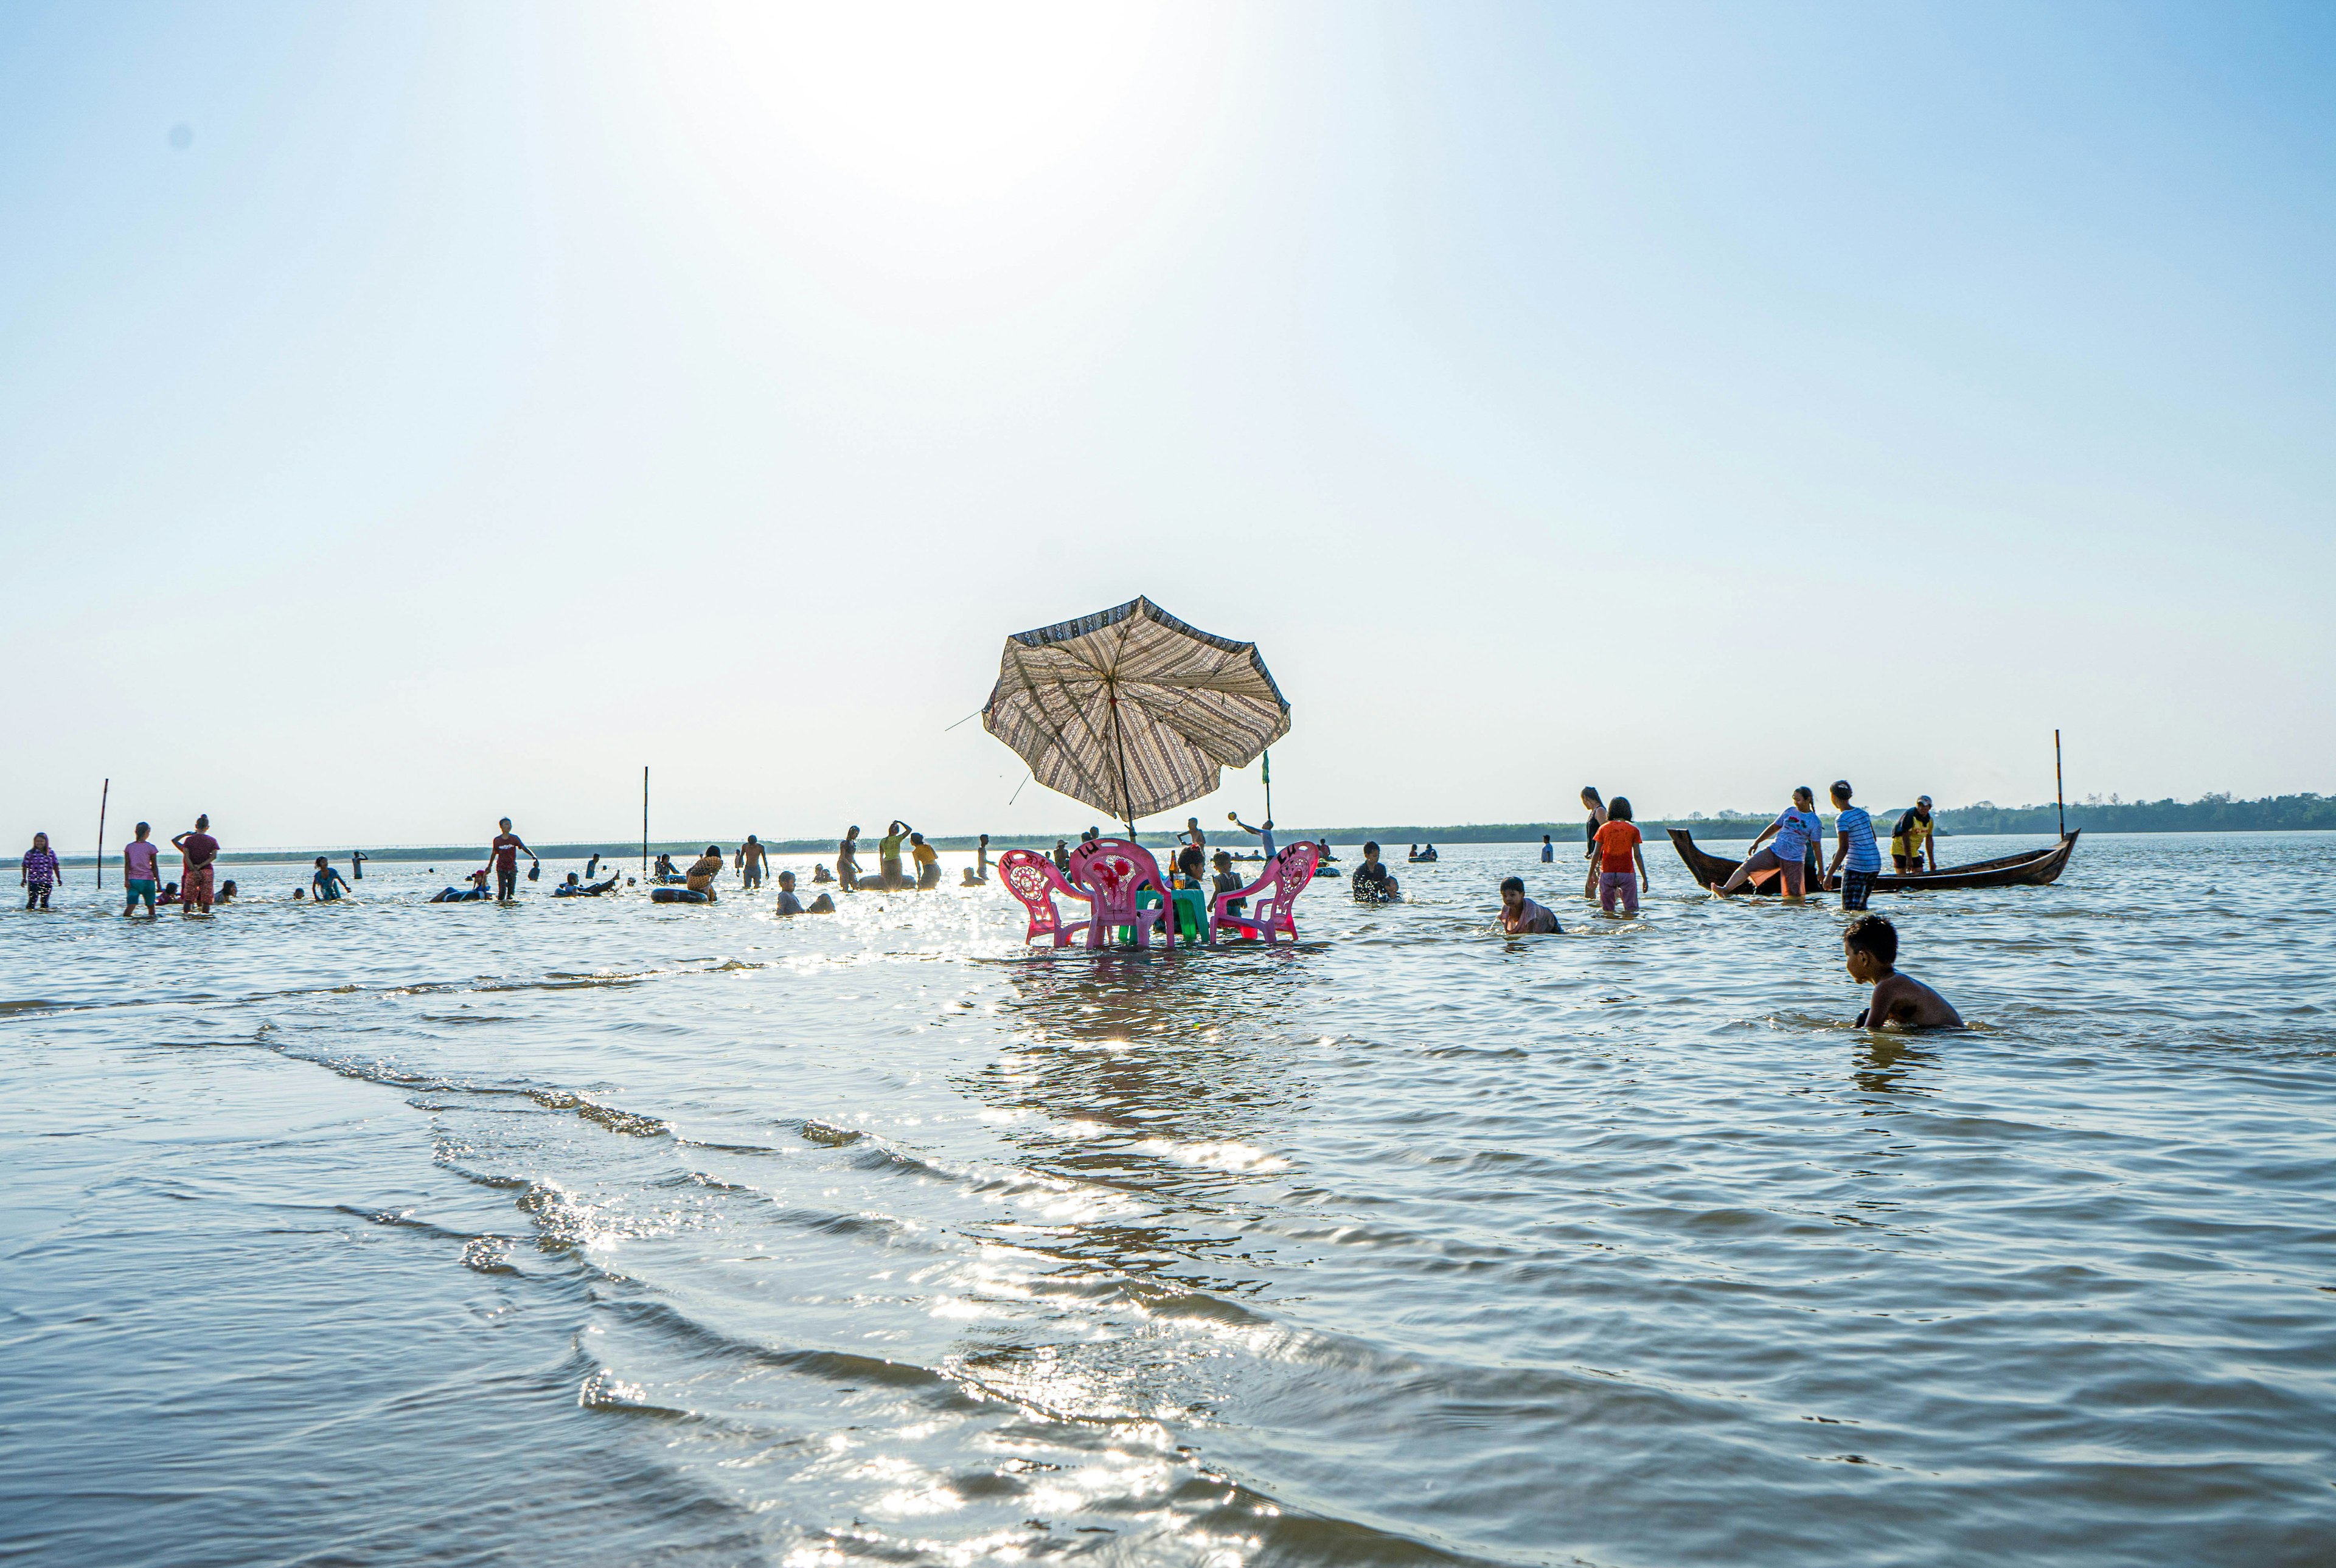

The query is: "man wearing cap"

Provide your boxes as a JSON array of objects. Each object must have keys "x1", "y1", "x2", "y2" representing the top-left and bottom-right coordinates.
[{"x1": 1889, "y1": 796, "x2": 1938, "y2": 875}]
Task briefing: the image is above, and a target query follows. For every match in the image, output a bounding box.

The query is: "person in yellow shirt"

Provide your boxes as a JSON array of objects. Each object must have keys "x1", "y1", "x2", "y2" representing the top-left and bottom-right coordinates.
[
  {"x1": 1889, "y1": 797, "x2": 1938, "y2": 874},
  {"x1": 911, "y1": 832, "x2": 940, "y2": 890}
]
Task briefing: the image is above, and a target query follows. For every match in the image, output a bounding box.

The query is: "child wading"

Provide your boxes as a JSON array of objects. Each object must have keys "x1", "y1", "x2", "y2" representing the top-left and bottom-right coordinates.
[
  {"x1": 1498, "y1": 876, "x2": 1561, "y2": 934},
  {"x1": 1826, "y1": 780, "x2": 1881, "y2": 911},
  {"x1": 1592, "y1": 797, "x2": 1650, "y2": 915},
  {"x1": 1843, "y1": 914, "x2": 1962, "y2": 1029},
  {"x1": 123, "y1": 822, "x2": 162, "y2": 918},
  {"x1": 21, "y1": 833, "x2": 61, "y2": 909}
]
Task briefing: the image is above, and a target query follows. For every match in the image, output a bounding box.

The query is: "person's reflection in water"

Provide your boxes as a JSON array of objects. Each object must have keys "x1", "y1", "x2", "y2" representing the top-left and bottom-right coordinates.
[{"x1": 1854, "y1": 1035, "x2": 1939, "y2": 1096}]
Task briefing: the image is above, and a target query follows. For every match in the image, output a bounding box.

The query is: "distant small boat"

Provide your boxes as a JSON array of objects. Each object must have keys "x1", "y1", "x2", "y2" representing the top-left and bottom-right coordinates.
[{"x1": 1669, "y1": 828, "x2": 2079, "y2": 893}]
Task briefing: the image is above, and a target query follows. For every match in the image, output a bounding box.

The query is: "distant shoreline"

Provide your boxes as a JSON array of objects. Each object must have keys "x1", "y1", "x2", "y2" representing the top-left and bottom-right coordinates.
[{"x1": 13, "y1": 799, "x2": 2331, "y2": 869}]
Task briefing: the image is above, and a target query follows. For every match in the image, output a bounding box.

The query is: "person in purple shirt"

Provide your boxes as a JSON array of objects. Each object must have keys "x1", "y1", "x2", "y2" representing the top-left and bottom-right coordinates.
[
  {"x1": 172, "y1": 815, "x2": 220, "y2": 917},
  {"x1": 123, "y1": 822, "x2": 162, "y2": 917},
  {"x1": 21, "y1": 832, "x2": 61, "y2": 910}
]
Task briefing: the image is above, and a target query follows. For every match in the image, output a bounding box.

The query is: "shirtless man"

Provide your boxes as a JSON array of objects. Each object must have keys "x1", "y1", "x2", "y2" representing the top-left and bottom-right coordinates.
[
  {"x1": 686, "y1": 845, "x2": 724, "y2": 897},
  {"x1": 1498, "y1": 876, "x2": 1561, "y2": 934},
  {"x1": 738, "y1": 835, "x2": 768, "y2": 890},
  {"x1": 1843, "y1": 914, "x2": 1962, "y2": 1029}
]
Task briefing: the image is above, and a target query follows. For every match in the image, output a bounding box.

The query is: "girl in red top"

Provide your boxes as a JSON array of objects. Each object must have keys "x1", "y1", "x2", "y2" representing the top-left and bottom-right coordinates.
[{"x1": 1592, "y1": 797, "x2": 1650, "y2": 916}]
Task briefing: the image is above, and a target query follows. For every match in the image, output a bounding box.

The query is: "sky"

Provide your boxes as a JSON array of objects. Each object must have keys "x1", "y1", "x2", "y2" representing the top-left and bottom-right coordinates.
[{"x1": 4, "y1": 1, "x2": 2332, "y2": 850}]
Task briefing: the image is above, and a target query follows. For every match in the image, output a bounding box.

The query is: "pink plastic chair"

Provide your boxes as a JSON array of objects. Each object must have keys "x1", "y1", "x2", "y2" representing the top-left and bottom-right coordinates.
[
  {"x1": 997, "y1": 849, "x2": 1093, "y2": 948},
  {"x1": 1209, "y1": 841, "x2": 1319, "y2": 946},
  {"x1": 1066, "y1": 838, "x2": 1175, "y2": 949}
]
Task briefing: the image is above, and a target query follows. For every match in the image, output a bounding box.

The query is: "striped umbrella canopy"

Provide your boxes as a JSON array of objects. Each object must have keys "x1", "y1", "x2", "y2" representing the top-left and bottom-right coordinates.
[{"x1": 983, "y1": 597, "x2": 1291, "y2": 831}]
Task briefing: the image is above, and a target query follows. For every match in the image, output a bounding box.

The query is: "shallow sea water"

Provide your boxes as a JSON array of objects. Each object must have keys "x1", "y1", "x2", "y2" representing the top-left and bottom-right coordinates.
[{"x1": 2, "y1": 833, "x2": 2332, "y2": 1566}]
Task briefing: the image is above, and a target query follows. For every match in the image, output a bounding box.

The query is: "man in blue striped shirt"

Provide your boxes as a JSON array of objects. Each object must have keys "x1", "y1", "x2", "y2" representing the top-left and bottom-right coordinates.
[{"x1": 1826, "y1": 780, "x2": 1883, "y2": 911}]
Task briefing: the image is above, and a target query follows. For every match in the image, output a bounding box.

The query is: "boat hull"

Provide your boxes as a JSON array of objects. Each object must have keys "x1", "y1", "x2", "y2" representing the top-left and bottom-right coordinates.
[{"x1": 1669, "y1": 828, "x2": 2078, "y2": 893}]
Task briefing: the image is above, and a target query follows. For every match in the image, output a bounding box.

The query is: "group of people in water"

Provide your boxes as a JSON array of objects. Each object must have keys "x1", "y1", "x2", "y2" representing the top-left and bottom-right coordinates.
[{"x1": 18, "y1": 814, "x2": 248, "y2": 918}]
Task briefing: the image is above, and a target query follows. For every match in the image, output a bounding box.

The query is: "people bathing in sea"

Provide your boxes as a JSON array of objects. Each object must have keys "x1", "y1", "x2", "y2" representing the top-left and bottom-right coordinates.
[
  {"x1": 554, "y1": 870, "x2": 619, "y2": 897},
  {"x1": 1826, "y1": 781, "x2": 1882, "y2": 911},
  {"x1": 774, "y1": 869, "x2": 805, "y2": 915},
  {"x1": 837, "y1": 826, "x2": 862, "y2": 891},
  {"x1": 912, "y1": 832, "x2": 940, "y2": 889},
  {"x1": 20, "y1": 831, "x2": 60, "y2": 910},
  {"x1": 1541, "y1": 833, "x2": 1554, "y2": 862},
  {"x1": 1580, "y1": 787, "x2": 1607, "y2": 900},
  {"x1": 217, "y1": 880, "x2": 237, "y2": 903},
  {"x1": 1231, "y1": 813, "x2": 1276, "y2": 862},
  {"x1": 488, "y1": 818, "x2": 536, "y2": 901},
  {"x1": 653, "y1": 852, "x2": 680, "y2": 882},
  {"x1": 350, "y1": 848, "x2": 370, "y2": 881},
  {"x1": 1710, "y1": 788, "x2": 1823, "y2": 901},
  {"x1": 123, "y1": 822, "x2": 161, "y2": 917},
  {"x1": 1212, "y1": 850, "x2": 1248, "y2": 917},
  {"x1": 1052, "y1": 840, "x2": 1072, "y2": 872},
  {"x1": 1844, "y1": 914, "x2": 1962, "y2": 1029},
  {"x1": 874, "y1": 821, "x2": 914, "y2": 890},
  {"x1": 432, "y1": 869, "x2": 493, "y2": 903},
  {"x1": 1592, "y1": 797, "x2": 1649, "y2": 915},
  {"x1": 1181, "y1": 817, "x2": 1207, "y2": 854},
  {"x1": 812, "y1": 862, "x2": 834, "y2": 884},
  {"x1": 738, "y1": 835, "x2": 768, "y2": 889},
  {"x1": 1891, "y1": 796, "x2": 1938, "y2": 874},
  {"x1": 961, "y1": 863, "x2": 985, "y2": 887},
  {"x1": 686, "y1": 846, "x2": 723, "y2": 898},
  {"x1": 1351, "y1": 842, "x2": 1400, "y2": 902},
  {"x1": 1499, "y1": 876, "x2": 1562, "y2": 934},
  {"x1": 311, "y1": 856, "x2": 349, "y2": 901},
  {"x1": 975, "y1": 833, "x2": 992, "y2": 882},
  {"x1": 173, "y1": 814, "x2": 221, "y2": 917}
]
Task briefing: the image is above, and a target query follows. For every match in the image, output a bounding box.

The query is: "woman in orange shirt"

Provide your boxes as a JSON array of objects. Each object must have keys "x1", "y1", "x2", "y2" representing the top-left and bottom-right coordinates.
[{"x1": 1591, "y1": 797, "x2": 1651, "y2": 916}]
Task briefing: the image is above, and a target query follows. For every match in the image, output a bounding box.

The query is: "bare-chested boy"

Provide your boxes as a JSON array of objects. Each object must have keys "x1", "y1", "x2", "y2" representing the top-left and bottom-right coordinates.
[{"x1": 1843, "y1": 914, "x2": 1962, "y2": 1029}]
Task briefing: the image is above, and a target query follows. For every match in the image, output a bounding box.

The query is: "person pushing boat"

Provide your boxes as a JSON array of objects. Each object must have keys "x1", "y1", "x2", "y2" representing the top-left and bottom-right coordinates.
[
  {"x1": 1710, "y1": 788, "x2": 1823, "y2": 901},
  {"x1": 1891, "y1": 797, "x2": 1938, "y2": 874}
]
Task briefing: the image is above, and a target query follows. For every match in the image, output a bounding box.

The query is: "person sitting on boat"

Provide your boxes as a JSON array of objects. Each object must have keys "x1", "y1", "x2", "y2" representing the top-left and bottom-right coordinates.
[
  {"x1": 685, "y1": 846, "x2": 723, "y2": 898},
  {"x1": 1890, "y1": 796, "x2": 1938, "y2": 874},
  {"x1": 1351, "y1": 842, "x2": 1400, "y2": 903},
  {"x1": 1711, "y1": 788, "x2": 1824, "y2": 901},
  {"x1": 1844, "y1": 914, "x2": 1962, "y2": 1029}
]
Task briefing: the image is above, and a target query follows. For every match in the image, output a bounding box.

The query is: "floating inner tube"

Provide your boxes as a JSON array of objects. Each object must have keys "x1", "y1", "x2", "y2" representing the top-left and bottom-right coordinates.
[{"x1": 650, "y1": 887, "x2": 712, "y2": 904}]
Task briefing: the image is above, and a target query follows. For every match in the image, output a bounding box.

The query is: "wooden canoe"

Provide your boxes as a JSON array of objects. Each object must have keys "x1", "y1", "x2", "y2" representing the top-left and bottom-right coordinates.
[{"x1": 1669, "y1": 828, "x2": 2079, "y2": 894}]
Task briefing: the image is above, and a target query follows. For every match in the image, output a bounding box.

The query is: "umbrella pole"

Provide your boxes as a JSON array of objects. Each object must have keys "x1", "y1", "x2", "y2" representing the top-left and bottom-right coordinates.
[{"x1": 1108, "y1": 688, "x2": 1137, "y2": 840}]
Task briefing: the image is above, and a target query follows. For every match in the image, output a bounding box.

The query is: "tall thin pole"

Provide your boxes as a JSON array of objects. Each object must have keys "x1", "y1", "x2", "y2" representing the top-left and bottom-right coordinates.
[
  {"x1": 94, "y1": 779, "x2": 109, "y2": 888},
  {"x1": 1107, "y1": 686, "x2": 1138, "y2": 840},
  {"x1": 1262, "y1": 749, "x2": 1272, "y2": 826},
  {"x1": 2054, "y1": 730, "x2": 2065, "y2": 841},
  {"x1": 642, "y1": 766, "x2": 650, "y2": 879}
]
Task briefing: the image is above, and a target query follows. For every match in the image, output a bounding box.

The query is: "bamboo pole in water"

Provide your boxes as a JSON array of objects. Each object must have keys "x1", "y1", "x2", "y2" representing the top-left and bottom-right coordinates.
[
  {"x1": 94, "y1": 779, "x2": 108, "y2": 888},
  {"x1": 2055, "y1": 730, "x2": 2066, "y2": 841},
  {"x1": 642, "y1": 766, "x2": 650, "y2": 881}
]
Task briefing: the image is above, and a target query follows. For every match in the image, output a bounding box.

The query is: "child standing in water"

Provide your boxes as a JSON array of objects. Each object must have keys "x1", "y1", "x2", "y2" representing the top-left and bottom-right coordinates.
[
  {"x1": 1843, "y1": 915, "x2": 1962, "y2": 1029},
  {"x1": 1592, "y1": 798, "x2": 1650, "y2": 915},
  {"x1": 123, "y1": 822, "x2": 161, "y2": 918},
  {"x1": 21, "y1": 833, "x2": 60, "y2": 909},
  {"x1": 1826, "y1": 780, "x2": 1881, "y2": 911},
  {"x1": 311, "y1": 856, "x2": 349, "y2": 901}
]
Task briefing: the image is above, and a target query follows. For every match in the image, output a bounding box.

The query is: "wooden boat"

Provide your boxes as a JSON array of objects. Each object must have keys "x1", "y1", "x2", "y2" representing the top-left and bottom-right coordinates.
[{"x1": 1669, "y1": 828, "x2": 2079, "y2": 894}]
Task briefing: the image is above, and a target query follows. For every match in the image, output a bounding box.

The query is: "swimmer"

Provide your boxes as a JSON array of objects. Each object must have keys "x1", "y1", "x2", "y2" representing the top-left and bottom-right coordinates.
[
  {"x1": 774, "y1": 869, "x2": 805, "y2": 915},
  {"x1": 686, "y1": 846, "x2": 723, "y2": 898},
  {"x1": 837, "y1": 826, "x2": 862, "y2": 892},
  {"x1": 1350, "y1": 842, "x2": 1400, "y2": 903},
  {"x1": 1843, "y1": 914, "x2": 1962, "y2": 1029},
  {"x1": 311, "y1": 856, "x2": 349, "y2": 901},
  {"x1": 961, "y1": 864, "x2": 984, "y2": 887},
  {"x1": 293, "y1": 887, "x2": 307, "y2": 901},
  {"x1": 1498, "y1": 875, "x2": 1561, "y2": 934},
  {"x1": 911, "y1": 831, "x2": 939, "y2": 890},
  {"x1": 812, "y1": 863, "x2": 835, "y2": 884},
  {"x1": 217, "y1": 880, "x2": 237, "y2": 904},
  {"x1": 739, "y1": 835, "x2": 768, "y2": 890},
  {"x1": 805, "y1": 892, "x2": 836, "y2": 914}
]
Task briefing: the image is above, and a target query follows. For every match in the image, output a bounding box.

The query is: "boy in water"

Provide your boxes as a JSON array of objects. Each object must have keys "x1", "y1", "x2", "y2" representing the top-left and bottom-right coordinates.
[
  {"x1": 1843, "y1": 915, "x2": 1962, "y2": 1029},
  {"x1": 774, "y1": 870, "x2": 805, "y2": 915},
  {"x1": 1498, "y1": 876, "x2": 1562, "y2": 934}
]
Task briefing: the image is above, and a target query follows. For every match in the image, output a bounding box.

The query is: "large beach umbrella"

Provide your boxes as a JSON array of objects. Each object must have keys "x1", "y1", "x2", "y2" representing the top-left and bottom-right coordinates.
[{"x1": 983, "y1": 596, "x2": 1291, "y2": 833}]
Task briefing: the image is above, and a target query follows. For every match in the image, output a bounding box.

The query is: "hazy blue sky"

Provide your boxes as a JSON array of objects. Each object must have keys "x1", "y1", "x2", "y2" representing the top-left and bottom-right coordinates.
[{"x1": 4, "y1": 2, "x2": 2331, "y2": 848}]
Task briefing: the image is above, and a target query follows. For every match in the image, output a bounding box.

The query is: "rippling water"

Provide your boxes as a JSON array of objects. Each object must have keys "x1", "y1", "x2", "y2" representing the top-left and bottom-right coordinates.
[{"x1": 4, "y1": 833, "x2": 2332, "y2": 1566}]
